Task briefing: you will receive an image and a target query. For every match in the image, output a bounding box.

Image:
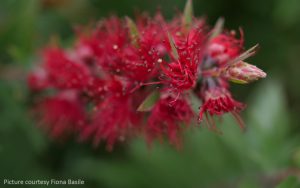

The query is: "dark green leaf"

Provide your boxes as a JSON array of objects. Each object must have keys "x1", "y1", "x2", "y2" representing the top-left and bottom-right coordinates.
[
  {"x1": 167, "y1": 32, "x2": 179, "y2": 60},
  {"x1": 137, "y1": 90, "x2": 160, "y2": 111},
  {"x1": 209, "y1": 17, "x2": 224, "y2": 41},
  {"x1": 183, "y1": 0, "x2": 193, "y2": 30},
  {"x1": 126, "y1": 16, "x2": 140, "y2": 47}
]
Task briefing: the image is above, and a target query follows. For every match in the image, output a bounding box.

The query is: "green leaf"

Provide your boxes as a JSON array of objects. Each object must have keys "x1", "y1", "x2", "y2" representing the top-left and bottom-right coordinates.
[
  {"x1": 276, "y1": 176, "x2": 300, "y2": 188},
  {"x1": 182, "y1": 0, "x2": 193, "y2": 30},
  {"x1": 167, "y1": 32, "x2": 179, "y2": 60},
  {"x1": 246, "y1": 79, "x2": 292, "y2": 170},
  {"x1": 293, "y1": 148, "x2": 300, "y2": 168},
  {"x1": 273, "y1": 0, "x2": 300, "y2": 28},
  {"x1": 126, "y1": 16, "x2": 140, "y2": 47},
  {"x1": 137, "y1": 90, "x2": 160, "y2": 111},
  {"x1": 229, "y1": 78, "x2": 248, "y2": 84},
  {"x1": 209, "y1": 17, "x2": 224, "y2": 41},
  {"x1": 228, "y1": 44, "x2": 259, "y2": 65}
]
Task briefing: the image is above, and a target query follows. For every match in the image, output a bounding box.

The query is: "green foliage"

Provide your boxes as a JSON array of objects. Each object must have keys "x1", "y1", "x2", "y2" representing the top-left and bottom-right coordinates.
[
  {"x1": 126, "y1": 17, "x2": 140, "y2": 47},
  {"x1": 182, "y1": 0, "x2": 193, "y2": 30},
  {"x1": 276, "y1": 176, "x2": 300, "y2": 188},
  {"x1": 167, "y1": 32, "x2": 179, "y2": 60},
  {"x1": 137, "y1": 90, "x2": 160, "y2": 112}
]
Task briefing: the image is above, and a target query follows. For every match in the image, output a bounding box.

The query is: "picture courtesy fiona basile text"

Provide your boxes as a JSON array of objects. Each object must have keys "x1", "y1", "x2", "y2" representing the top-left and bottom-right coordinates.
[{"x1": 3, "y1": 178, "x2": 84, "y2": 186}]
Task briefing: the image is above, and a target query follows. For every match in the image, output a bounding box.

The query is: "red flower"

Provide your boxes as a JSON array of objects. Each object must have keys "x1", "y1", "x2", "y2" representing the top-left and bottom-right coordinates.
[
  {"x1": 84, "y1": 77, "x2": 106, "y2": 103},
  {"x1": 80, "y1": 77, "x2": 142, "y2": 150},
  {"x1": 160, "y1": 25, "x2": 206, "y2": 93},
  {"x1": 118, "y1": 43, "x2": 159, "y2": 82},
  {"x1": 76, "y1": 16, "x2": 163, "y2": 82},
  {"x1": 147, "y1": 94, "x2": 194, "y2": 147},
  {"x1": 199, "y1": 85, "x2": 245, "y2": 130},
  {"x1": 28, "y1": 67, "x2": 50, "y2": 91},
  {"x1": 28, "y1": 1, "x2": 266, "y2": 149},
  {"x1": 43, "y1": 47, "x2": 91, "y2": 90},
  {"x1": 36, "y1": 91, "x2": 86, "y2": 138},
  {"x1": 93, "y1": 17, "x2": 128, "y2": 72},
  {"x1": 207, "y1": 30, "x2": 244, "y2": 66}
]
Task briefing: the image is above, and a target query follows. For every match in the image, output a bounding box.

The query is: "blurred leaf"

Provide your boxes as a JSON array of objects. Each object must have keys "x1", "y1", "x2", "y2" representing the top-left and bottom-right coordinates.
[
  {"x1": 182, "y1": 0, "x2": 193, "y2": 30},
  {"x1": 9, "y1": 0, "x2": 39, "y2": 61},
  {"x1": 167, "y1": 32, "x2": 179, "y2": 60},
  {"x1": 208, "y1": 17, "x2": 224, "y2": 41},
  {"x1": 292, "y1": 148, "x2": 300, "y2": 168},
  {"x1": 238, "y1": 178, "x2": 260, "y2": 188},
  {"x1": 276, "y1": 176, "x2": 300, "y2": 188},
  {"x1": 126, "y1": 16, "x2": 140, "y2": 47},
  {"x1": 247, "y1": 79, "x2": 289, "y2": 138},
  {"x1": 137, "y1": 90, "x2": 160, "y2": 112},
  {"x1": 273, "y1": 0, "x2": 300, "y2": 27},
  {"x1": 244, "y1": 78, "x2": 293, "y2": 171},
  {"x1": 228, "y1": 44, "x2": 259, "y2": 65},
  {"x1": 0, "y1": 80, "x2": 49, "y2": 179}
]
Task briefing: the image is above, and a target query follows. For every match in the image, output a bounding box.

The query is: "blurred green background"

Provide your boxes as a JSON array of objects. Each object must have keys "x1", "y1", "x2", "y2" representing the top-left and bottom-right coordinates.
[{"x1": 1, "y1": 0, "x2": 300, "y2": 187}]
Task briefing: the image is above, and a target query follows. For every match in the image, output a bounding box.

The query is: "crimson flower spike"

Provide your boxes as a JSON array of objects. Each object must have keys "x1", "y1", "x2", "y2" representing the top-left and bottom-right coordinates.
[{"x1": 28, "y1": 0, "x2": 266, "y2": 150}]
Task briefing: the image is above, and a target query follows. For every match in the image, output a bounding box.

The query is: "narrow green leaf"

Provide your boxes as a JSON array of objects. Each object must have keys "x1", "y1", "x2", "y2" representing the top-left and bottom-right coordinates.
[
  {"x1": 183, "y1": 0, "x2": 193, "y2": 30},
  {"x1": 137, "y1": 90, "x2": 160, "y2": 112},
  {"x1": 228, "y1": 44, "x2": 259, "y2": 65},
  {"x1": 126, "y1": 16, "x2": 140, "y2": 47},
  {"x1": 167, "y1": 32, "x2": 179, "y2": 60},
  {"x1": 209, "y1": 17, "x2": 225, "y2": 41},
  {"x1": 229, "y1": 78, "x2": 248, "y2": 84}
]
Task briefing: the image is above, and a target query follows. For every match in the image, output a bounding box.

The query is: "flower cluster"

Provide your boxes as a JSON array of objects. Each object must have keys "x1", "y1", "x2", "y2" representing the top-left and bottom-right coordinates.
[{"x1": 28, "y1": 0, "x2": 266, "y2": 150}]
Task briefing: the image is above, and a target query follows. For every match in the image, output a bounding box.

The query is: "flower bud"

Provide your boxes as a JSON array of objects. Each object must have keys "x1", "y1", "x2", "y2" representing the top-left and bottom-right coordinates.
[{"x1": 224, "y1": 61, "x2": 266, "y2": 84}]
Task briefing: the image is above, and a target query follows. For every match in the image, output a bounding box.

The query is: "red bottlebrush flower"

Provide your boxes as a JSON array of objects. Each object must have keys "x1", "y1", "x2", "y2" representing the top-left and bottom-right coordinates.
[
  {"x1": 118, "y1": 16, "x2": 168, "y2": 82},
  {"x1": 27, "y1": 0, "x2": 266, "y2": 150},
  {"x1": 36, "y1": 91, "x2": 86, "y2": 138},
  {"x1": 198, "y1": 84, "x2": 245, "y2": 130},
  {"x1": 147, "y1": 94, "x2": 194, "y2": 147},
  {"x1": 77, "y1": 16, "x2": 163, "y2": 82},
  {"x1": 80, "y1": 77, "x2": 142, "y2": 150},
  {"x1": 75, "y1": 36, "x2": 100, "y2": 65},
  {"x1": 137, "y1": 13, "x2": 168, "y2": 55},
  {"x1": 28, "y1": 67, "x2": 50, "y2": 91},
  {"x1": 160, "y1": 25, "x2": 206, "y2": 93},
  {"x1": 113, "y1": 17, "x2": 164, "y2": 82},
  {"x1": 43, "y1": 47, "x2": 91, "y2": 89},
  {"x1": 84, "y1": 77, "x2": 106, "y2": 102},
  {"x1": 76, "y1": 17, "x2": 128, "y2": 70},
  {"x1": 207, "y1": 30, "x2": 244, "y2": 66},
  {"x1": 119, "y1": 43, "x2": 159, "y2": 82}
]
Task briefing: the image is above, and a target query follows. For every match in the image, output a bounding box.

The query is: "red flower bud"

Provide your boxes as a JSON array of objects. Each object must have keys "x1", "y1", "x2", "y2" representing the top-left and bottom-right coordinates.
[{"x1": 224, "y1": 61, "x2": 267, "y2": 84}]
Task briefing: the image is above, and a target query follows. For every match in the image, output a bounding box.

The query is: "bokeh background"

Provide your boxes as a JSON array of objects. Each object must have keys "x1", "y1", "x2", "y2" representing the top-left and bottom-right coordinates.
[{"x1": 1, "y1": 0, "x2": 300, "y2": 187}]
